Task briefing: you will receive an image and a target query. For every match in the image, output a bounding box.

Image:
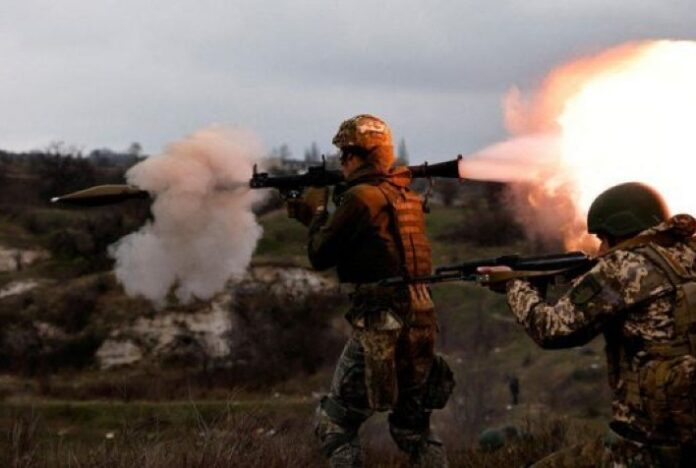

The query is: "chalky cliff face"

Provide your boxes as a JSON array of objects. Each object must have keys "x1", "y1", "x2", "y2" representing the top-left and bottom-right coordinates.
[
  {"x1": 459, "y1": 40, "x2": 696, "y2": 251},
  {"x1": 96, "y1": 265, "x2": 336, "y2": 370},
  {"x1": 109, "y1": 126, "x2": 266, "y2": 305}
]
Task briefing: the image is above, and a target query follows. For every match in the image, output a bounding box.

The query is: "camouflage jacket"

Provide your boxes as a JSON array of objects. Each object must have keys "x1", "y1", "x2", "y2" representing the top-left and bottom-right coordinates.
[
  {"x1": 506, "y1": 214, "x2": 696, "y2": 444},
  {"x1": 307, "y1": 163, "x2": 414, "y2": 284}
]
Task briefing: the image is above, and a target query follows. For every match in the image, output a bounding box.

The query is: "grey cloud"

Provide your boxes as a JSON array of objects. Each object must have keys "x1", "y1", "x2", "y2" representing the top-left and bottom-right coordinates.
[
  {"x1": 186, "y1": 1, "x2": 696, "y2": 93},
  {"x1": 0, "y1": 0, "x2": 694, "y2": 162}
]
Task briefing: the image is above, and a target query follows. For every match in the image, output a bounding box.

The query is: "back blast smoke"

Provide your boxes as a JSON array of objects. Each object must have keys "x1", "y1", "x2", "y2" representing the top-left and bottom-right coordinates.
[{"x1": 109, "y1": 126, "x2": 265, "y2": 305}]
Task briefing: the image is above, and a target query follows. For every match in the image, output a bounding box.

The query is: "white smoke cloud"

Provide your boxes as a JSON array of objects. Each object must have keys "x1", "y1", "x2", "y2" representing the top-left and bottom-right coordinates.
[{"x1": 108, "y1": 126, "x2": 265, "y2": 305}]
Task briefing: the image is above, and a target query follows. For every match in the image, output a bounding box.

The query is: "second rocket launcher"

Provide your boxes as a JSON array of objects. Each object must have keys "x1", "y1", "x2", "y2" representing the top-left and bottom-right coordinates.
[{"x1": 52, "y1": 156, "x2": 465, "y2": 206}]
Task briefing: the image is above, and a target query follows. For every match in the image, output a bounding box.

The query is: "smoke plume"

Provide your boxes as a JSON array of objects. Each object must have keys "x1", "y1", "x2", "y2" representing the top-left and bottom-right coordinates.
[{"x1": 109, "y1": 126, "x2": 265, "y2": 305}]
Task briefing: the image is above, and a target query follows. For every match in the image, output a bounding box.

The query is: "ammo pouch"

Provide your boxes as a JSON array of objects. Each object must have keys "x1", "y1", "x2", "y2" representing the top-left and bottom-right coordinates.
[
  {"x1": 349, "y1": 284, "x2": 437, "y2": 412},
  {"x1": 637, "y1": 356, "x2": 696, "y2": 439},
  {"x1": 624, "y1": 244, "x2": 696, "y2": 442},
  {"x1": 354, "y1": 310, "x2": 402, "y2": 411},
  {"x1": 349, "y1": 285, "x2": 404, "y2": 411},
  {"x1": 423, "y1": 354, "x2": 455, "y2": 409}
]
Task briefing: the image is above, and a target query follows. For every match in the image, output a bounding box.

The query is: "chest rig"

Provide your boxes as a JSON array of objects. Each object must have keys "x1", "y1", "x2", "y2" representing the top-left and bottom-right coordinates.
[
  {"x1": 376, "y1": 182, "x2": 432, "y2": 279},
  {"x1": 611, "y1": 239, "x2": 696, "y2": 443}
]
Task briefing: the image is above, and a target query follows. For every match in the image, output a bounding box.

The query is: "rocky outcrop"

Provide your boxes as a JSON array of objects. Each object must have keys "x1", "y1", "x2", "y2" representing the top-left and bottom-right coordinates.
[
  {"x1": 95, "y1": 266, "x2": 336, "y2": 370},
  {"x1": 235, "y1": 264, "x2": 335, "y2": 299},
  {"x1": 0, "y1": 246, "x2": 50, "y2": 272},
  {"x1": 0, "y1": 280, "x2": 42, "y2": 299},
  {"x1": 97, "y1": 296, "x2": 233, "y2": 369},
  {"x1": 95, "y1": 339, "x2": 143, "y2": 369}
]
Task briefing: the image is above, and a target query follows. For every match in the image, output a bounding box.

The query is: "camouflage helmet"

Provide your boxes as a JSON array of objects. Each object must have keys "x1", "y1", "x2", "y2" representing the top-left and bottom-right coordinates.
[
  {"x1": 332, "y1": 114, "x2": 392, "y2": 151},
  {"x1": 587, "y1": 182, "x2": 669, "y2": 237}
]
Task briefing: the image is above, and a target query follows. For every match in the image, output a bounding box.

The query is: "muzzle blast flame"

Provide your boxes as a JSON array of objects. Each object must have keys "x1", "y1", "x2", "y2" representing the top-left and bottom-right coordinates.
[{"x1": 457, "y1": 40, "x2": 696, "y2": 250}]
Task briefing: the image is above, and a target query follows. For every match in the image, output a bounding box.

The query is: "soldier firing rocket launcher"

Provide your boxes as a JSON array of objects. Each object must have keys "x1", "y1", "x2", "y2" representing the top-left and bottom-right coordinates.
[
  {"x1": 379, "y1": 251, "x2": 595, "y2": 287},
  {"x1": 52, "y1": 156, "x2": 465, "y2": 205}
]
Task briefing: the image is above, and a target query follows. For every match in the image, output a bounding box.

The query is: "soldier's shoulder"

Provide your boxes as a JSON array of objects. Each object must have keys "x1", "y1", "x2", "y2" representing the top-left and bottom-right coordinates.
[
  {"x1": 595, "y1": 247, "x2": 656, "y2": 275},
  {"x1": 600, "y1": 247, "x2": 649, "y2": 267},
  {"x1": 592, "y1": 246, "x2": 673, "y2": 294},
  {"x1": 341, "y1": 184, "x2": 387, "y2": 207}
]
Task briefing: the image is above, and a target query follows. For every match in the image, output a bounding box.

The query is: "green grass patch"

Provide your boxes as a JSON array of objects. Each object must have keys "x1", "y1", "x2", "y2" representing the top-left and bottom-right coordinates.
[{"x1": 254, "y1": 210, "x2": 309, "y2": 262}]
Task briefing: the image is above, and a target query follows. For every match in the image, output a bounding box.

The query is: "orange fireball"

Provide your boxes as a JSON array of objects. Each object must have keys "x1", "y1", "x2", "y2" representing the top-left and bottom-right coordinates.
[
  {"x1": 557, "y1": 41, "x2": 696, "y2": 216},
  {"x1": 463, "y1": 40, "x2": 696, "y2": 250}
]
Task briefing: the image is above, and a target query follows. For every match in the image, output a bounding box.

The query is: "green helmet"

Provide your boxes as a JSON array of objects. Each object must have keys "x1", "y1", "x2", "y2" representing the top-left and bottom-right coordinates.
[
  {"x1": 332, "y1": 114, "x2": 392, "y2": 151},
  {"x1": 587, "y1": 182, "x2": 669, "y2": 237}
]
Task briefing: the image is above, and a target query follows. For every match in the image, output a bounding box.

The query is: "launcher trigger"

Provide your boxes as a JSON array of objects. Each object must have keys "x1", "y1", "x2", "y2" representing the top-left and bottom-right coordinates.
[{"x1": 280, "y1": 188, "x2": 303, "y2": 200}]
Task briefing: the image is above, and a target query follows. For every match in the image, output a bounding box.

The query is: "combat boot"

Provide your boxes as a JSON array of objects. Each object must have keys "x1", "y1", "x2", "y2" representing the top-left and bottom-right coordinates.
[
  {"x1": 410, "y1": 436, "x2": 449, "y2": 468},
  {"x1": 390, "y1": 422, "x2": 448, "y2": 468},
  {"x1": 315, "y1": 396, "x2": 368, "y2": 468},
  {"x1": 328, "y1": 440, "x2": 363, "y2": 468}
]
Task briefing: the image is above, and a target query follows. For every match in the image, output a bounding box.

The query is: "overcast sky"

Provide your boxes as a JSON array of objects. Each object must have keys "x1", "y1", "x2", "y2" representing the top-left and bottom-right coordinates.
[{"x1": 1, "y1": 0, "x2": 694, "y2": 163}]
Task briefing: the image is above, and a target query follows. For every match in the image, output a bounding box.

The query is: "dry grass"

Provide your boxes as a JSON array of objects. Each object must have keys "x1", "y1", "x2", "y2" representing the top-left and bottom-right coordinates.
[{"x1": 0, "y1": 401, "x2": 604, "y2": 467}]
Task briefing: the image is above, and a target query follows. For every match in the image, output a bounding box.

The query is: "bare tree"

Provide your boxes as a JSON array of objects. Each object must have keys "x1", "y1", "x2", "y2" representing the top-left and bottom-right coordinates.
[
  {"x1": 127, "y1": 142, "x2": 143, "y2": 158},
  {"x1": 304, "y1": 142, "x2": 320, "y2": 163},
  {"x1": 396, "y1": 138, "x2": 410, "y2": 166}
]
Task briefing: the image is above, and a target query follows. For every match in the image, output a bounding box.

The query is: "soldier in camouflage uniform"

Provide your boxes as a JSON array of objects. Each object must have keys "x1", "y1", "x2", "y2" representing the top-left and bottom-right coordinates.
[
  {"x1": 288, "y1": 115, "x2": 454, "y2": 467},
  {"x1": 481, "y1": 182, "x2": 696, "y2": 467}
]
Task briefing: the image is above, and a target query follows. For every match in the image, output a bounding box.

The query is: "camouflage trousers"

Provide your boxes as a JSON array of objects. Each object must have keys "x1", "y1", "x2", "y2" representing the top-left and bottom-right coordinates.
[
  {"x1": 531, "y1": 428, "x2": 695, "y2": 468},
  {"x1": 315, "y1": 322, "x2": 453, "y2": 467}
]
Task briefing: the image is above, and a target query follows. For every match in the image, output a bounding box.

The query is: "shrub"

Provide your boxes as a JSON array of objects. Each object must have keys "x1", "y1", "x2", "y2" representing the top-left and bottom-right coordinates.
[
  {"x1": 228, "y1": 287, "x2": 347, "y2": 387},
  {"x1": 435, "y1": 198, "x2": 524, "y2": 247}
]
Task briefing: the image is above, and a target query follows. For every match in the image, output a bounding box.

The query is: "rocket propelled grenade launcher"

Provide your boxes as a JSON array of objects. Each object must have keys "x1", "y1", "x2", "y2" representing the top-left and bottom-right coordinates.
[
  {"x1": 249, "y1": 155, "x2": 464, "y2": 199},
  {"x1": 51, "y1": 156, "x2": 464, "y2": 205},
  {"x1": 379, "y1": 251, "x2": 595, "y2": 287}
]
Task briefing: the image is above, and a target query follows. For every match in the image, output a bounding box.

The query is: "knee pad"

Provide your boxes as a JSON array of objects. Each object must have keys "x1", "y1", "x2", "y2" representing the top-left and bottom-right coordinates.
[
  {"x1": 423, "y1": 355, "x2": 455, "y2": 410},
  {"x1": 389, "y1": 424, "x2": 425, "y2": 455},
  {"x1": 315, "y1": 396, "x2": 367, "y2": 457},
  {"x1": 389, "y1": 422, "x2": 447, "y2": 466},
  {"x1": 388, "y1": 414, "x2": 433, "y2": 454}
]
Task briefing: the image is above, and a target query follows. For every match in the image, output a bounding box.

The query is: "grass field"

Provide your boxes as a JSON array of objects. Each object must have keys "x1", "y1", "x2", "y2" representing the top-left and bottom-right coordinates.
[
  {"x1": 1, "y1": 398, "x2": 605, "y2": 467},
  {"x1": 0, "y1": 203, "x2": 612, "y2": 466}
]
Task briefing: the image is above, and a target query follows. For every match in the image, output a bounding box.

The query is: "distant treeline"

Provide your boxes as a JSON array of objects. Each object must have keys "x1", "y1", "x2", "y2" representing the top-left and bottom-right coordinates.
[
  {"x1": 0, "y1": 146, "x2": 142, "y2": 206},
  {"x1": 0, "y1": 147, "x2": 150, "y2": 274}
]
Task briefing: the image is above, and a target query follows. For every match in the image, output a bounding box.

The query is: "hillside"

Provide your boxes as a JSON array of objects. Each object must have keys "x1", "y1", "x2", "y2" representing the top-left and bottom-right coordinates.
[{"x1": 0, "y1": 165, "x2": 610, "y2": 465}]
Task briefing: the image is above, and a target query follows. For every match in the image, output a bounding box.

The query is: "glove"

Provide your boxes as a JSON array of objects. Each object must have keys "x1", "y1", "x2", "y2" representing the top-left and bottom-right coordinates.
[{"x1": 286, "y1": 187, "x2": 329, "y2": 226}]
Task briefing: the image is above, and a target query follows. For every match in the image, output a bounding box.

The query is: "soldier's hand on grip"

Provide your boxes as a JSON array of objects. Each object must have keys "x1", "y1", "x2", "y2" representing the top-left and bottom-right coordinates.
[
  {"x1": 286, "y1": 187, "x2": 329, "y2": 226},
  {"x1": 477, "y1": 266, "x2": 512, "y2": 293}
]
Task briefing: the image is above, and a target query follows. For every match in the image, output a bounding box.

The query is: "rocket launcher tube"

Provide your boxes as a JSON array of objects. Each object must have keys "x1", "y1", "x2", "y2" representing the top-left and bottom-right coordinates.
[{"x1": 249, "y1": 155, "x2": 464, "y2": 199}]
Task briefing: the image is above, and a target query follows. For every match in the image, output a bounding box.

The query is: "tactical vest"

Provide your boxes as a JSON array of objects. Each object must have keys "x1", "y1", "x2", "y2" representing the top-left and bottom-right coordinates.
[
  {"x1": 376, "y1": 182, "x2": 432, "y2": 279},
  {"x1": 610, "y1": 240, "x2": 696, "y2": 444}
]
